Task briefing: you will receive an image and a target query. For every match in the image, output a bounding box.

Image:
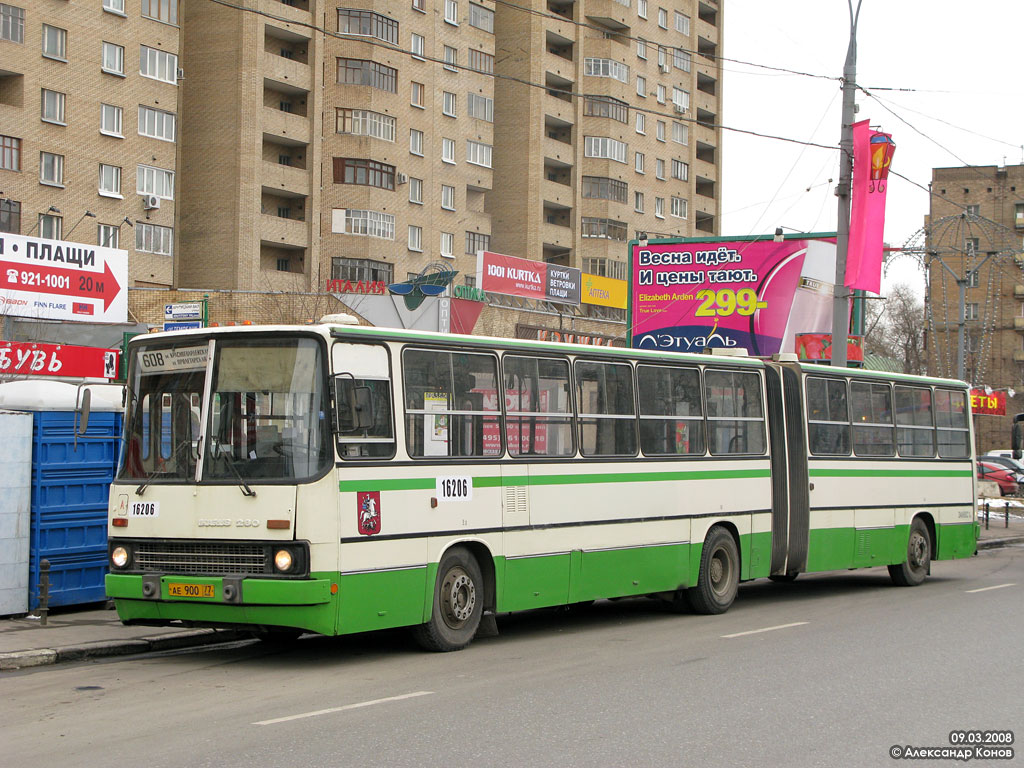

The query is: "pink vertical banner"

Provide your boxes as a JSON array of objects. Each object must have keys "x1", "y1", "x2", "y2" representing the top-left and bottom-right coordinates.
[{"x1": 845, "y1": 120, "x2": 895, "y2": 294}]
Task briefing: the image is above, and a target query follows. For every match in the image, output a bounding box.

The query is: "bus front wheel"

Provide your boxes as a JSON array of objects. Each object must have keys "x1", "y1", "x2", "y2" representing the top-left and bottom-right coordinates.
[
  {"x1": 888, "y1": 517, "x2": 931, "y2": 587},
  {"x1": 687, "y1": 526, "x2": 739, "y2": 615},
  {"x1": 413, "y1": 547, "x2": 483, "y2": 652}
]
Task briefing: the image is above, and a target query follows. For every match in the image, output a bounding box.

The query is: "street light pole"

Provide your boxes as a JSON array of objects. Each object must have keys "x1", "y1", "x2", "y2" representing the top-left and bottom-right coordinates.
[{"x1": 830, "y1": 0, "x2": 863, "y2": 369}]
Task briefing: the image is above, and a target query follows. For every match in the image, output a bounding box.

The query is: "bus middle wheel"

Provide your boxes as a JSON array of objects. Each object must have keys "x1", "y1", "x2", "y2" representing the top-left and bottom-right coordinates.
[{"x1": 687, "y1": 525, "x2": 740, "y2": 615}]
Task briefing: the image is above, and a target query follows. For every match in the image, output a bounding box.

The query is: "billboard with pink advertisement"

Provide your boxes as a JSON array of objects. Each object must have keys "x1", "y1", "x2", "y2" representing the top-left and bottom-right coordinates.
[{"x1": 629, "y1": 234, "x2": 838, "y2": 357}]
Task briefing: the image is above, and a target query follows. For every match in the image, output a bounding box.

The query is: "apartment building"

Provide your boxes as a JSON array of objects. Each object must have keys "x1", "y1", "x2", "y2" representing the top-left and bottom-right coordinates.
[
  {"x1": 490, "y1": 0, "x2": 722, "y2": 285},
  {"x1": 0, "y1": 0, "x2": 179, "y2": 286},
  {"x1": 926, "y1": 164, "x2": 1024, "y2": 451}
]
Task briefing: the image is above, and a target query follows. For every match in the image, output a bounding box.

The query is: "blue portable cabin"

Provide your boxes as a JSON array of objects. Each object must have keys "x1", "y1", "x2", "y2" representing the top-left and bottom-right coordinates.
[{"x1": 0, "y1": 380, "x2": 124, "y2": 609}]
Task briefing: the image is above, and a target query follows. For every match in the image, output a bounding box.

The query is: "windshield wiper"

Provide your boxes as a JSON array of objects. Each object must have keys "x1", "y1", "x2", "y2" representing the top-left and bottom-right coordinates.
[
  {"x1": 212, "y1": 448, "x2": 257, "y2": 498},
  {"x1": 135, "y1": 439, "x2": 198, "y2": 496}
]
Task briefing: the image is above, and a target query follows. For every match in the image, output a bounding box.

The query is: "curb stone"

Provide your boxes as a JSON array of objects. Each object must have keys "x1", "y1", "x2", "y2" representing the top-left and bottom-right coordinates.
[
  {"x1": 977, "y1": 536, "x2": 1024, "y2": 551},
  {"x1": 0, "y1": 629, "x2": 249, "y2": 671}
]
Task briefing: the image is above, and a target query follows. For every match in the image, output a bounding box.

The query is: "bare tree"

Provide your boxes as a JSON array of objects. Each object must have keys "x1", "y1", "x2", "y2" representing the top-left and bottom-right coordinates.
[{"x1": 862, "y1": 283, "x2": 926, "y2": 375}]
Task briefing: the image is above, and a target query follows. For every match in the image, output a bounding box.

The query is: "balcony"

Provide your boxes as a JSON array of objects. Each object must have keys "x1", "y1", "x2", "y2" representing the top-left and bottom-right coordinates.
[
  {"x1": 258, "y1": 0, "x2": 311, "y2": 26},
  {"x1": 262, "y1": 51, "x2": 312, "y2": 92},
  {"x1": 543, "y1": 221, "x2": 573, "y2": 250},
  {"x1": 263, "y1": 106, "x2": 311, "y2": 145},
  {"x1": 695, "y1": 158, "x2": 716, "y2": 183},
  {"x1": 696, "y1": 17, "x2": 718, "y2": 46},
  {"x1": 1016, "y1": 284, "x2": 1024, "y2": 298},
  {"x1": 544, "y1": 135, "x2": 575, "y2": 166},
  {"x1": 261, "y1": 161, "x2": 310, "y2": 198},
  {"x1": 583, "y1": 0, "x2": 631, "y2": 32},
  {"x1": 260, "y1": 213, "x2": 309, "y2": 249},
  {"x1": 543, "y1": 178, "x2": 573, "y2": 208},
  {"x1": 1014, "y1": 351, "x2": 1024, "y2": 363}
]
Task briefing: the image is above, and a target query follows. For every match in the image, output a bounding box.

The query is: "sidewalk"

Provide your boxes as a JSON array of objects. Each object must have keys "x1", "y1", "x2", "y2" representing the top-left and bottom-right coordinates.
[{"x1": 2, "y1": 512, "x2": 1022, "y2": 671}]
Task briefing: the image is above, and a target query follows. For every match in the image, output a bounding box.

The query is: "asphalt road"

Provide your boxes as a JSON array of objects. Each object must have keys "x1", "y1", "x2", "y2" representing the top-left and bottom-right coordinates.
[{"x1": 3, "y1": 546, "x2": 1022, "y2": 768}]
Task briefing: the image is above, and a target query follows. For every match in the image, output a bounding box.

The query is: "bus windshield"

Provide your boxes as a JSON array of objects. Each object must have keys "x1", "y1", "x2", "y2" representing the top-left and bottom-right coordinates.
[{"x1": 120, "y1": 336, "x2": 331, "y2": 484}]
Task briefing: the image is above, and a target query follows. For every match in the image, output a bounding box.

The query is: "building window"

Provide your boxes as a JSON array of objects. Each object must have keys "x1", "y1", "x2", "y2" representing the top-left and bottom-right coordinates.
[
  {"x1": 966, "y1": 270, "x2": 980, "y2": 288},
  {"x1": 655, "y1": 197, "x2": 665, "y2": 218},
  {"x1": 467, "y1": 92, "x2": 493, "y2": 122},
  {"x1": 99, "y1": 103, "x2": 123, "y2": 137},
  {"x1": 333, "y1": 157, "x2": 395, "y2": 190},
  {"x1": 138, "y1": 105, "x2": 175, "y2": 141},
  {"x1": 469, "y1": 2, "x2": 493, "y2": 31},
  {"x1": 137, "y1": 164, "x2": 174, "y2": 199},
  {"x1": 332, "y1": 256, "x2": 392, "y2": 282},
  {"x1": 636, "y1": 75, "x2": 646, "y2": 97},
  {"x1": 444, "y1": 0, "x2": 458, "y2": 25},
  {"x1": 584, "y1": 95, "x2": 628, "y2": 123},
  {"x1": 337, "y1": 9, "x2": 398, "y2": 44},
  {"x1": 409, "y1": 176, "x2": 423, "y2": 203},
  {"x1": 38, "y1": 213, "x2": 61, "y2": 239},
  {"x1": 340, "y1": 209, "x2": 395, "y2": 240},
  {"x1": 442, "y1": 137, "x2": 455, "y2": 163},
  {"x1": 634, "y1": 191, "x2": 644, "y2": 213},
  {"x1": 635, "y1": 111, "x2": 645, "y2": 134},
  {"x1": 581, "y1": 217, "x2": 627, "y2": 241},
  {"x1": 41, "y1": 89, "x2": 66, "y2": 124},
  {"x1": 443, "y1": 45, "x2": 457, "y2": 71},
  {"x1": 440, "y1": 231, "x2": 454, "y2": 257},
  {"x1": 337, "y1": 58, "x2": 397, "y2": 93},
  {"x1": 408, "y1": 225, "x2": 422, "y2": 252},
  {"x1": 674, "y1": 48, "x2": 691, "y2": 72},
  {"x1": 0, "y1": 135, "x2": 20, "y2": 171},
  {"x1": 965, "y1": 302, "x2": 979, "y2": 321},
  {"x1": 636, "y1": 38, "x2": 647, "y2": 59},
  {"x1": 672, "y1": 121, "x2": 688, "y2": 145},
  {"x1": 411, "y1": 32, "x2": 424, "y2": 58},
  {"x1": 672, "y1": 159, "x2": 689, "y2": 181},
  {"x1": 0, "y1": 3, "x2": 24, "y2": 43},
  {"x1": 656, "y1": 84, "x2": 666, "y2": 104},
  {"x1": 99, "y1": 163, "x2": 121, "y2": 196},
  {"x1": 657, "y1": 7, "x2": 667, "y2": 28},
  {"x1": 675, "y1": 11, "x2": 690, "y2": 34},
  {"x1": 39, "y1": 151, "x2": 63, "y2": 186},
  {"x1": 102, "y1": 41, "x2": 125, "y2": 75},
  {"x1": 335, "y1": 108, "x2": 395, "y2": 141},
  {"x1": 412, "y1": 0, "x2": 425, "y2": 11},
  {"x1": 584, "y1": 57, "x2": 628, "y2": 83},
  {"x1": 672, "y1": 87, "x2": 690, "y2": 112},
  {"x1": 965, "y1": 204, "x2": 980, "y2": 216},
  {"x1": 656, "y1": 158, "x2": 665, "y2": 180},
  {"x1": 671, "y1": 196, "x2": 687, "y2": 219},
  {"x1": 634, "y1": 151, "x2": 644, "y2": 173},
  {"x1": 441, "y1": 184, "x2": 455, "y2": 210},
  {"x1": 442, "y1": 91, "x2": 457, "y2": 117},
  {"x1": 141, "y1": 45, "x2": 177, "y2": 84},
  {"x1": 582, "y1": 176, "x2": 627, "y2": 204},
  {"x1": 467, "y1": 48, "x2": 493, "y2": 73},
  {"x1": 411, "y1": 81, "x2": 424, "y2": 107},
  {"x1": 465, "y1": 230, "x2": 489, "y2": 254},
  {"x1": 466, "y1": 139, "x2": 492, "y2": 167},
  {"x1": 98, "y1": 222, "x2": 118, "y2": 247},
  {"x1": 0, "y1": 199, "x2": 20, "y2": 233},
  {"x1": 136, "y1": 222, "x2": 173, "y2": 255},
  {"x1": 142, "y1": 0, "x2": 178, "y2": 24},
  {"x1": 410, "y1": 128, "x2": 424, "y2": 155},
  {"x1": 584, "y1": 136, "x2": 627, "y2": 163},
  {"x1": 637, "y1": 0, "x2": 647, "y2": 17},
  {"x1": 103, "y1": 0, "x2": 124, "y2": 13},
  {"x1": 656, "y1": 120, "x2": 666, "y2": 142},
  {"x1": 41, "y1": 24, "x2": 66, "y2": 60}
]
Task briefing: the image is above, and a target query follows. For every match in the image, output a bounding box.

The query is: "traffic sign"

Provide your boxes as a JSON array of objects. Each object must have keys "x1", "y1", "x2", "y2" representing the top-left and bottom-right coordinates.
[
  {"x1": 0, "y1": 233, "x2": 127, "y2": 323},
  {"x1": 164, "y1": 302, "x2": 203, "y2": 320},
  {"x1": 163, "y1": 321, "x2": 203, "y2": 332}
]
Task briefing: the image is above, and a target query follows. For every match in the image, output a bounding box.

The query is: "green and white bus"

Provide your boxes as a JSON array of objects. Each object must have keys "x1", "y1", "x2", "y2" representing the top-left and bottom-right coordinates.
[{"x1": 103, "y1": 320, "x2": 978, "y2": 651}]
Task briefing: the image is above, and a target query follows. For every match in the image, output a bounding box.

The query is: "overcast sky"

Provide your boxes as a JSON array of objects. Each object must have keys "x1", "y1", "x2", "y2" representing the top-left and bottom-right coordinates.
[{"x1": 719, "y1": 0, "x2": 1024, "y2": 296}]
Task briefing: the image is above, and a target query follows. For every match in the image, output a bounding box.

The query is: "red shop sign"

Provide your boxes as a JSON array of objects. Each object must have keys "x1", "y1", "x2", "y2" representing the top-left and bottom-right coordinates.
[{"x1": 0, "y1": 341, "x2": 120, "y2": 379}]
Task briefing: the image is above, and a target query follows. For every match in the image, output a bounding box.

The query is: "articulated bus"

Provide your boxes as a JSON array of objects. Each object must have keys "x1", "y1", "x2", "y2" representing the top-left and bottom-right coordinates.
[{"x1": 102, "y1": 320, "x2": 977, "y2": 651}]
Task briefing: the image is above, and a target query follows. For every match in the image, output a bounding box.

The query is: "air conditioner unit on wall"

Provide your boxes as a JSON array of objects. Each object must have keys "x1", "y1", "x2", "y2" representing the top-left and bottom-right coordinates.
[
  {"x1": 396, "y1": 173, "x2": 408, "y2": 184},
  {"x1": 142, "y1": 194, "x2": 160, "y2": 210},
  {"x1": 673, "y1": 104, "x2": 686, "y2": 114},
  {"x1": 660, "y1": 64, "x2": 671, "y2": 73}
]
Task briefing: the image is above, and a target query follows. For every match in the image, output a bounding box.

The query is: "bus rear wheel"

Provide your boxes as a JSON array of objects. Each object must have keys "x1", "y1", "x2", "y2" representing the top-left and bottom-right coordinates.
[
  {"x1": 888, "y1": 517, "x2": 931, "y2": 587},
  {"x1": 687, "y1": 526, "x2": 739, "y2": 615},
  {"x1": 413, "y1": 547, "x2": 483, "y2": 652}
]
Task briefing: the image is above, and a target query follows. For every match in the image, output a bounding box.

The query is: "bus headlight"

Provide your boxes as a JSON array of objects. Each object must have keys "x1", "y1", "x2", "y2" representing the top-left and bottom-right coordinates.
[
  {"x1": 111, "y1": 546, "x2": 130, "y2": 568},
  {"x1": 274, "y1": 549, "x2": 294, "y2": 573}
]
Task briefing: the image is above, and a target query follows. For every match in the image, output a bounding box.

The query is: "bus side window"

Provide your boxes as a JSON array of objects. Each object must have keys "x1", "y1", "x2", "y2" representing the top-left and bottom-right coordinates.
[
  {"x1": 895, "y1": 385, "x2": 935, "y2": 457},
  {"x1": 705, "y1": 369, "x2": 766, "y2": 455},
  {"x1": 637, "y1": 364, "x2": 705, "y2": 456},
  {"x1": 575, "y1": 359, "x2": 637, "y2": 457},
  {"x1": 332, "y1": 342, "x2": 395, "y2": 460},
  {"x1": 850, "y1": 381, "x2": 895, "y2": 457},
  {"x1": 806, "y1": 377, "x2": 851, "y2": 456},
  {"x1": 503, "y1": 355, "x2": 574, "y2": 457},
  {"x1": 935, "y1": 389, "x2": 969, "y2": 458}
]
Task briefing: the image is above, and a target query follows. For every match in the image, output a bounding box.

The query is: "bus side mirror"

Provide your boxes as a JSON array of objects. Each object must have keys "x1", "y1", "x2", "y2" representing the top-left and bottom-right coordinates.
[
  {"x1": 1012, "y1": 413, "x2": 1024, "y2": 460},
  {"x1": 76, "y1": 388, "x2": 92, "y2": 437}
]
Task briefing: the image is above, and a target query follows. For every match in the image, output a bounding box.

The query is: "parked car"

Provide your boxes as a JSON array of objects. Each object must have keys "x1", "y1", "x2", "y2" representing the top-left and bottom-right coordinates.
[
  {"x1": 979, "y1": 454, "x2": 1024, "y2": 481},
  {"x1": 977, "y1": 460, "x2": 1020, "y2": 496}
]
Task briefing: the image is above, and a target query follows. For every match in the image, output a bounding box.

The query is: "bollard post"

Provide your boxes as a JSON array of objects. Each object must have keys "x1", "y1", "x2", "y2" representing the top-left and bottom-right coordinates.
[
  {"x1": 38, "y1": 559, "x2": 50, "y2": 627},
  {"x1": 1007, "y1": 503, "x2": 1011, "y2": 529},
  {"x1": 985, "y1": 501, "x2": 989, "y2": 530}
]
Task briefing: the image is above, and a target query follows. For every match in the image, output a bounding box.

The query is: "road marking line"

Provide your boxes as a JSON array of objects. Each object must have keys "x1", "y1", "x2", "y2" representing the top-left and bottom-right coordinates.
[
  {"x1": 253, "y1": 691, "x2": 434, "y2": 725},
  {"x1": 721, "y1": 621, "x2": 808, "y2": 639},
  {"x1": 965, "y1": 583, "x2": 1016, "y2": 594}
]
